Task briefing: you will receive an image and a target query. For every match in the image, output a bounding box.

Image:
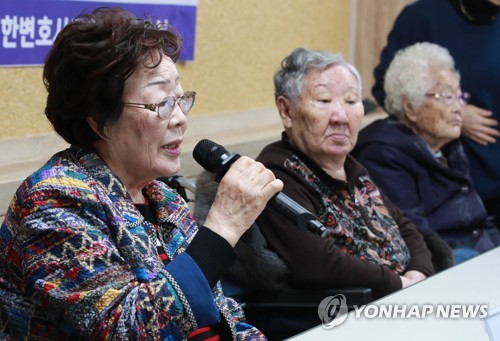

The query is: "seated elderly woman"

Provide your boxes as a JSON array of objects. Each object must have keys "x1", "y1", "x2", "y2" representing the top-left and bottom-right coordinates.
[
  {"x1": 353, "y1": 42, "x2": 500, "y2": 264},
  {"x1": 0, "y1": 7, "x2": 282, "y2": 340},
  {"x1": 252, "y1": 47, "x2": 434, "y2": 298}
]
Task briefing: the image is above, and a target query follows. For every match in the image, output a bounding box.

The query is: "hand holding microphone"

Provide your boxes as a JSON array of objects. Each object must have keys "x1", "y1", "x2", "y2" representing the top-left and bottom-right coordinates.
[
  {"x1": 193, "y1": 139, "x2": 327, "y2": 238},
  {"x1": 193, "y1": 140, "x2": 283, "y2": 246}
]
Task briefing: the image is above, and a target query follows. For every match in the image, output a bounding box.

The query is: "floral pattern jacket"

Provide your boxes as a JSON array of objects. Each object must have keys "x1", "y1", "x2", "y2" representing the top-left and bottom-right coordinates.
[{"x1": 256, "y1": 133, "x2": 434, "y2": 298}]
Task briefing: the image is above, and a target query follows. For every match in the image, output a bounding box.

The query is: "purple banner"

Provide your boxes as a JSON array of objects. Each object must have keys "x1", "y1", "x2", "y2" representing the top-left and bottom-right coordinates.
[{"x1": 0, "y1": 0, "x2": 197, "y2": 67}]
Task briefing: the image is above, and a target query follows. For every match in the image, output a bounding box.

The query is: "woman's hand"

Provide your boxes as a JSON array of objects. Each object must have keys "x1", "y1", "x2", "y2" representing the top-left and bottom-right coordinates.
[
  {"x1": 461, "y1": 104, "x2": 499, "y2": 145},
  {"x1": 204, "y1": 156, "x2": 283, "y2": 246},
  {"x1": 400, "y1": 270, "x2": 427, "y2": 288}
]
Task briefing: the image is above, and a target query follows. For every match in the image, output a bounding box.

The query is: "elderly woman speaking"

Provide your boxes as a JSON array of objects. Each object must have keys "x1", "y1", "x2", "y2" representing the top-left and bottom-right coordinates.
[
  {"x1": 354, "y1": 42, "x2": 500, "y2": 264},
  {"x1": 255, "y1": 48, "x2": 433, "y2": 299},
  {"x1": 0, "y1": 7, "x2": 282, "y2": 340}
]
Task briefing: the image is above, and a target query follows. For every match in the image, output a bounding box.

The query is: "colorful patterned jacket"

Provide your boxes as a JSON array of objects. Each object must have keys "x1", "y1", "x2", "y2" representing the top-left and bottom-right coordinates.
[{"x1": 0, "y1": 146, "x2": 264, "y2": 340}]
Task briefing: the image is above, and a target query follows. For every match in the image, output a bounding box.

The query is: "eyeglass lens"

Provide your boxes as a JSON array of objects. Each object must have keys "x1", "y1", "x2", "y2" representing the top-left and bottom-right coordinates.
[
  {"x1": 443, "y1": 93, "x2": 469, "y2": 106},
  {"x1": 428, "y1": 92, "x2": 469, "y2": 106},
  {"x1": 158, "y1": 92, "x2": 195, "y2": 119}
]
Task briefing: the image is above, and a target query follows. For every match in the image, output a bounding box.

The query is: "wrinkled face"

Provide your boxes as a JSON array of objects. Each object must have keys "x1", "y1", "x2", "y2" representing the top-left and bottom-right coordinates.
[
  {"x1": 410, "y1": 67, "x2": 462, "y2": 149},
  {"x1": 105, "y1": 55, "x2": 188, "y2": 185},
  {"x1": 282, "y1": 64, "x2": 364, "y2": 166}
]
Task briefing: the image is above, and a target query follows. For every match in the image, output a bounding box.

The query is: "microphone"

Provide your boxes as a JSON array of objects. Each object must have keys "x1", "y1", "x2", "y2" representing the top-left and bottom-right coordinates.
[{"x1": 193, "y1": 139, "x2": 327, "y2": 237}]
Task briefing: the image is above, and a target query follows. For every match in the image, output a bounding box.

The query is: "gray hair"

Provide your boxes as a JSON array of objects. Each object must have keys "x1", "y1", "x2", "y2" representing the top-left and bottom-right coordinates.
[
  {"x1": 274, "y1": 47, "x2": 362, "y2": 103},
  {"x1": 384, "y1": 42, "x2": 460, "y2": 119}
]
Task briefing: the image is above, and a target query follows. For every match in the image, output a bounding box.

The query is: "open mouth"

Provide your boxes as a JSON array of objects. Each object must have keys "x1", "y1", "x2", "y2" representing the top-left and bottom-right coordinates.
[
  {"x1": 164, "y1": 142, "x2": 180, "y2": 149},
  {"x1": 162, "y1": 140, "x2": 182, "y2": 155}
]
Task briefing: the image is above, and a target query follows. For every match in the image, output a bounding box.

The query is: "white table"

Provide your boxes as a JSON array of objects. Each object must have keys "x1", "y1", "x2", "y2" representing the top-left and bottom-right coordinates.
[{"x1": 289, "y1": 246, "x2": 500, "y2": 341}]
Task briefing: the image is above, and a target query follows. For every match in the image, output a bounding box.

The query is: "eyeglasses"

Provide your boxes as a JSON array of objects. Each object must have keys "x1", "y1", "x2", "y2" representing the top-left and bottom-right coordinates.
[
  {"x1": 123, "y1": 91, "x2": 196, "y2": 120},
  {"x1": 424, "y1": 92, "x2": 470, "y2": 106}
]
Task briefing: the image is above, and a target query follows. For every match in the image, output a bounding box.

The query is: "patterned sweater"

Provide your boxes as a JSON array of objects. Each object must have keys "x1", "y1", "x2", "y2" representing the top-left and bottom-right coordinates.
[
  {"x1": 256, "y1": 133, "x2": 434, "y2": 299},
  {"x1": 0, "y1": 146, "x2": 263, "y2": 340}
]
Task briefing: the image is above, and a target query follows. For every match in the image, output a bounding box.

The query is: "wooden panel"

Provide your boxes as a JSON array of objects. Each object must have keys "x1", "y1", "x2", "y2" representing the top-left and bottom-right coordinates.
[{"x1": 350, "y1": 0, "x2": 413, "y2": 100}]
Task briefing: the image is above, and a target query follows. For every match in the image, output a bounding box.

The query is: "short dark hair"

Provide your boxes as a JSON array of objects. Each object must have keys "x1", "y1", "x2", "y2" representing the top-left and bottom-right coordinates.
[{"x1": 43, "y1": 7, "x2": 182, "y2": 148}]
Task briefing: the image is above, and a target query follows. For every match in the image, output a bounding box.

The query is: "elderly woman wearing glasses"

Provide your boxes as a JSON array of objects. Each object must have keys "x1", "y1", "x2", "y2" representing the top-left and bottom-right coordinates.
[
  {"x1": 354, "y1": 42, "x2": 500, "y2": 266},
  {"x1": 0, "y1": 7, "x2": 282, "y2": 340}
]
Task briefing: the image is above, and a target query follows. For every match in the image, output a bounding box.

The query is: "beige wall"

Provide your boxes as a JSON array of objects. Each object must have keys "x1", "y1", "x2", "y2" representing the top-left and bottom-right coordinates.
[{"x1": 0, "y1": 0, "x2": 350, "y2": 141}]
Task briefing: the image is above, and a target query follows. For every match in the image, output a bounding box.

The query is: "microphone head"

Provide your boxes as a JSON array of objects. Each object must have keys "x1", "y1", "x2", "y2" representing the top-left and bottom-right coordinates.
[{"x1": 193, "y1": 139, "x2": 229, "y2": 173}]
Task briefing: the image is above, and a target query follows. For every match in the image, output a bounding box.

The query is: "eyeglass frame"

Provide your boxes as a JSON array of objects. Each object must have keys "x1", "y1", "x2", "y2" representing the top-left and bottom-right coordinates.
[
  {"x1": 123, "y1": 91, "x2": 196, "y2": 120},
  {"x1": 424, "y1": 91, "x2": 470, "y2": 106}
]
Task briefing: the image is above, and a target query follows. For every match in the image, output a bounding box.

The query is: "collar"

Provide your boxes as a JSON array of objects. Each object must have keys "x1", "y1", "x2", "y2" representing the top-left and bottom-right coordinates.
[
  {"x1": 281, "y1": 132, "x2": 367, "y2": 188},
  {"x1": 449, "y1": 0, "x2": 499, "y2": 24}
]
